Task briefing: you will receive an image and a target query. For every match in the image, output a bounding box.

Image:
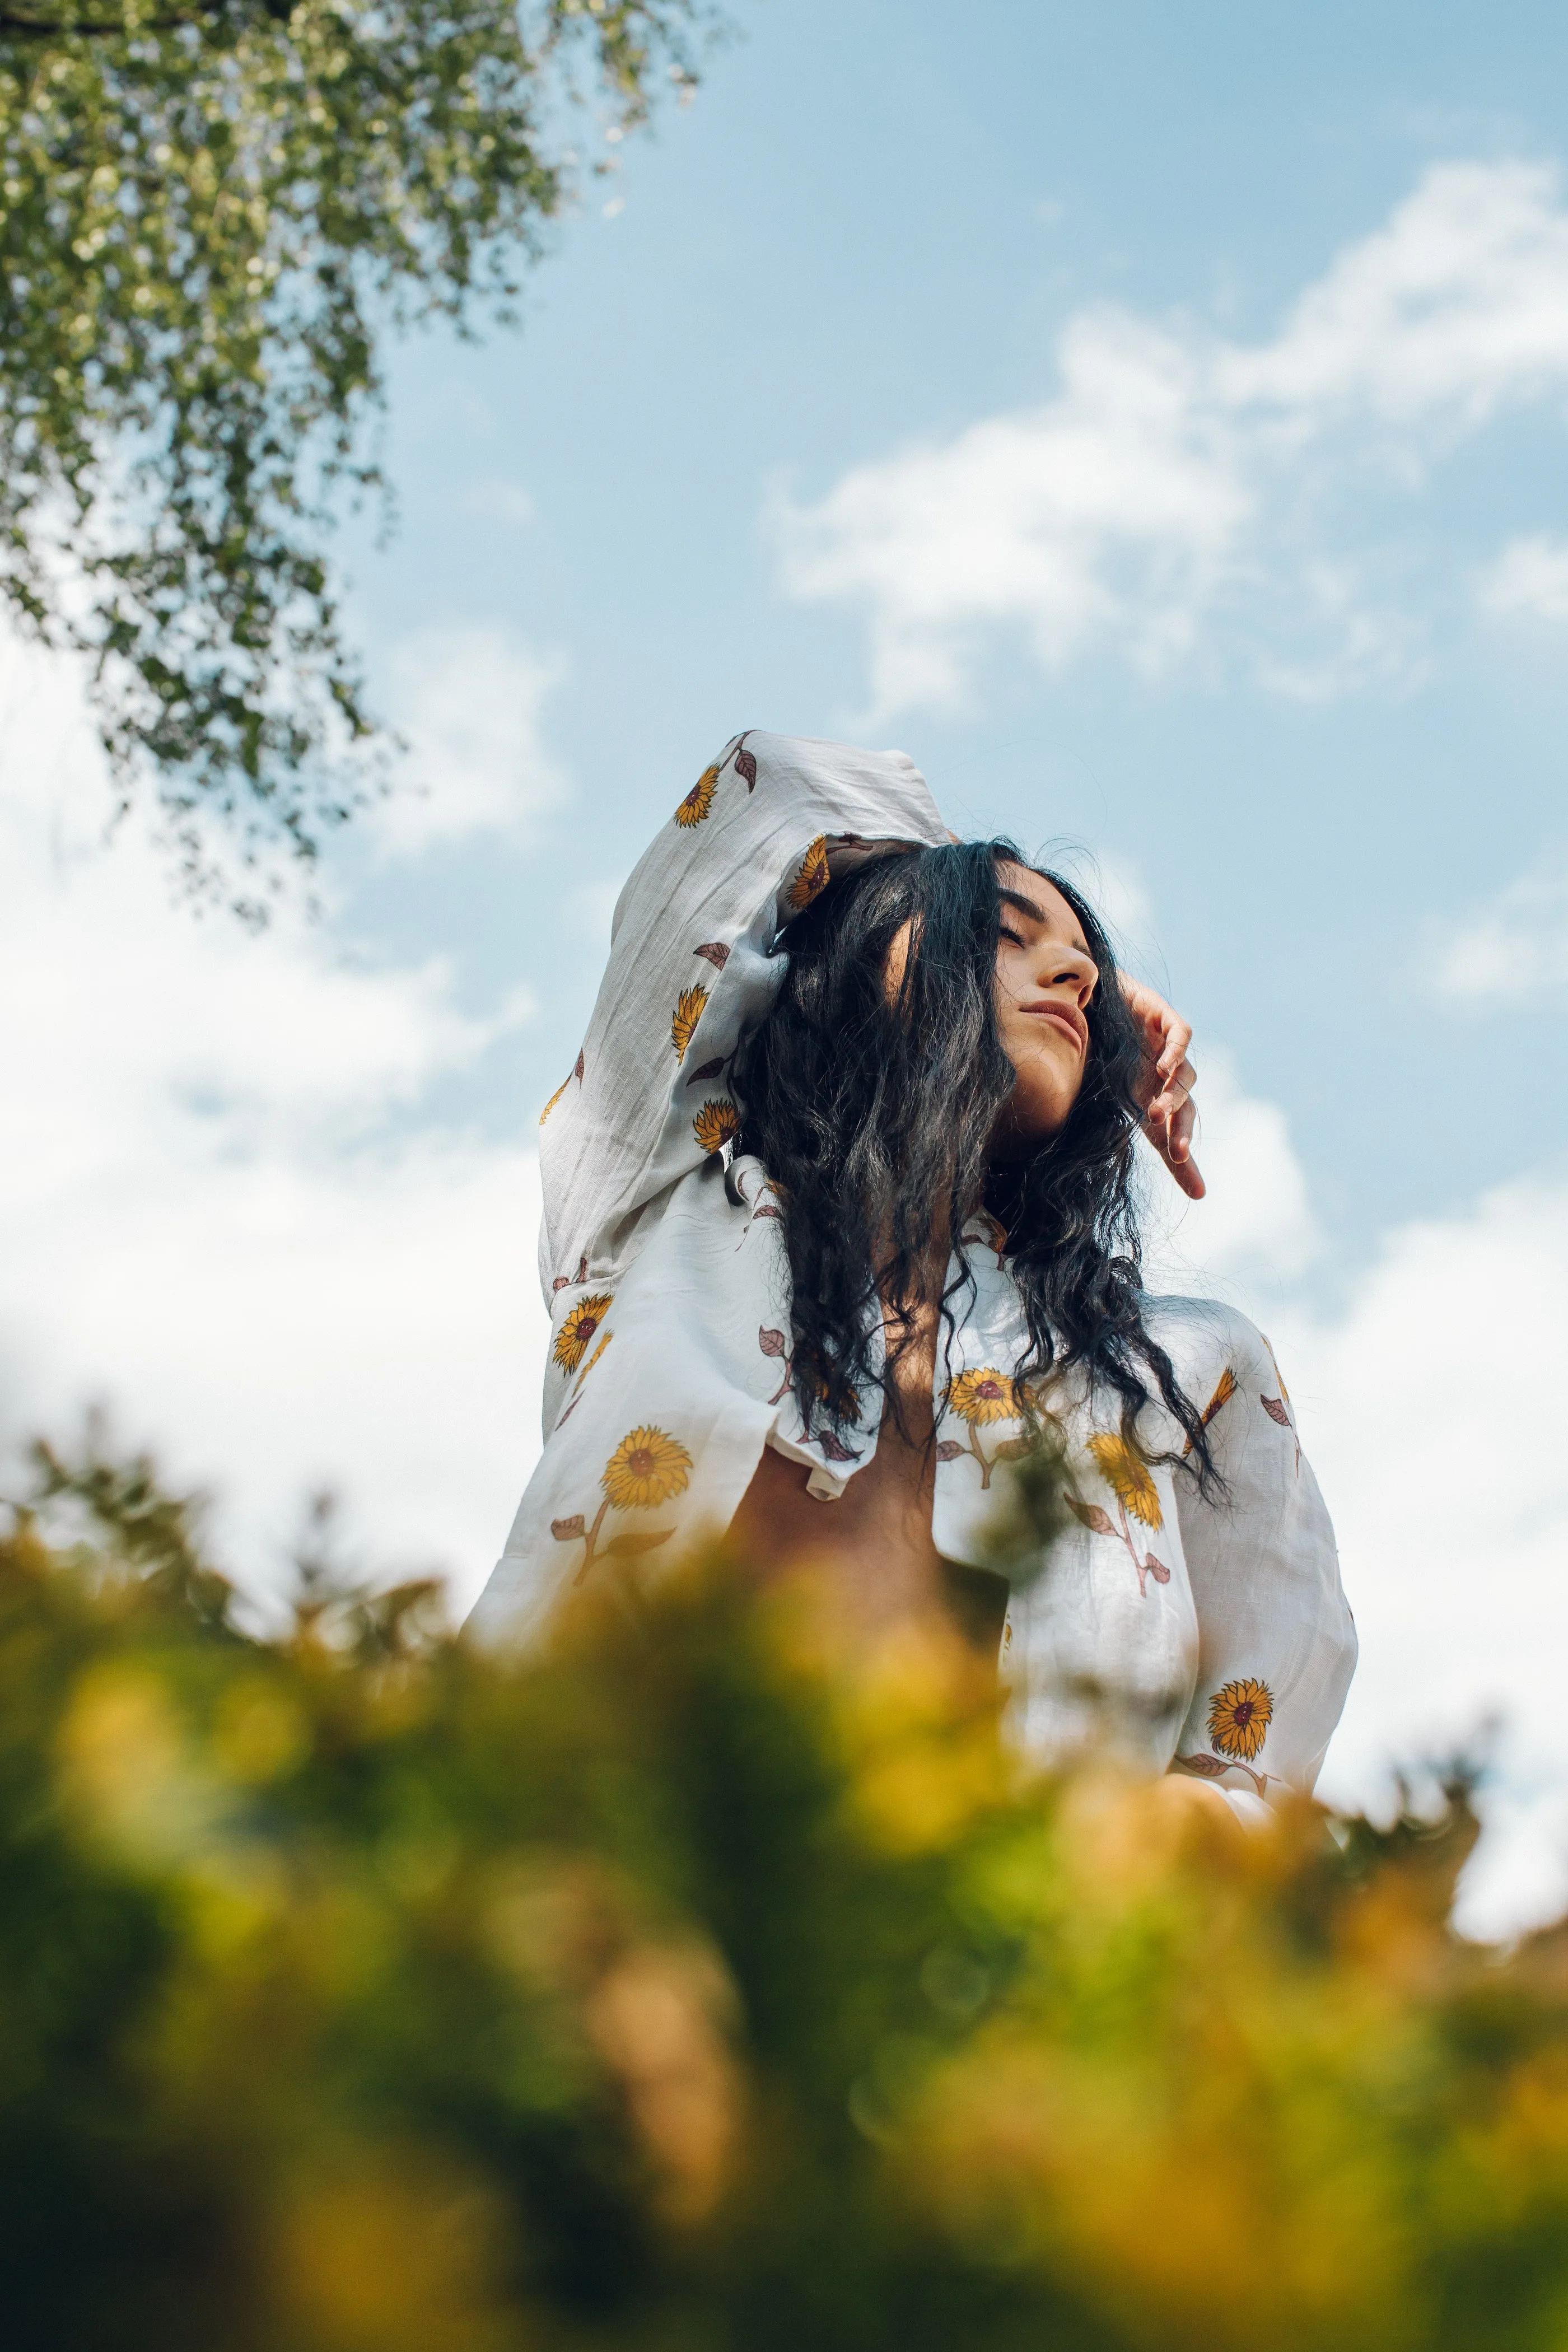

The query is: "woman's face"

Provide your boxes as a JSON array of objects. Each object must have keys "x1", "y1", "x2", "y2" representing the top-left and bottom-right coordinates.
[{"x1": 987, "y1": 860, "x2": 1099, "y2": 1160}]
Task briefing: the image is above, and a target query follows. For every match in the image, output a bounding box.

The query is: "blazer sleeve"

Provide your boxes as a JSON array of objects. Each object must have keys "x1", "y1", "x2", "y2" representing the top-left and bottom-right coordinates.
[
  {"x1": 533, "y1": 729, "x2": 948, "y2": 1307},
  {"x1": 1164, "y1": 1304, "x2": 1357, "y2": 1801}
]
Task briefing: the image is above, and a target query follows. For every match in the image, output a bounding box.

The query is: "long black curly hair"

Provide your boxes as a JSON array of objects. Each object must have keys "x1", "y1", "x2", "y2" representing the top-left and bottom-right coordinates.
[{"x1": 732, "y1": 837, "x2": 1218, "y2": 1485}]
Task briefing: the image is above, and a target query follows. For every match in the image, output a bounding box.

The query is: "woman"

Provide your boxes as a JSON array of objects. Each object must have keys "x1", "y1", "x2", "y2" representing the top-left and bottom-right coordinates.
[{"x1": 471, "y1": 731, "x2": 1355, "y2": 1808}]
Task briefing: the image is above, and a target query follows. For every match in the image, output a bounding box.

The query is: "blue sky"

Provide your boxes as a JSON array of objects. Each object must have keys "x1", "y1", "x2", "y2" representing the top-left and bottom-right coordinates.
[
  {"x1": 3, "y1": 0, "x2": 1568, "y2": 1931},
  {"x1": 340, "y1": 0, "x2": 1568, "y2": 1256}
]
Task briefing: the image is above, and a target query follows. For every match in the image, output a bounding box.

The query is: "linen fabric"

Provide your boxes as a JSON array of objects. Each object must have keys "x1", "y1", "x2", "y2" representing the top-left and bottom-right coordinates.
[{"x1": 469, "y1": 731, "x2": 1356, "y2": 1803}]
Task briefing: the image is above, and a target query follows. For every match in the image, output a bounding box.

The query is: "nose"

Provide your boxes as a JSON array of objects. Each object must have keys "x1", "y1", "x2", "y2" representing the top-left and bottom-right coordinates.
[{"x1": 1037, "y1": 942, "x2": 1098, "y2": 1007}]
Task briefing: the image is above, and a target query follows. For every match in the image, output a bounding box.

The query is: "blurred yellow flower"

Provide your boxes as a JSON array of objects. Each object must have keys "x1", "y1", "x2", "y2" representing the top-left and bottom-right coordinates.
[
  {"x1": 692, "y1": 1097, "x2": 740, "y2": 1156},
  {"x1": 1207, "y1": 1677, "x2": 1273, "y2": 1762},
  {"x1": 671, "y1": 983, "x2": 710, "y2": 1061},
  {"x1": 602, "y1": 1427, "x2": 693, "y2": 1512},
  {"x1": 944, "y1": 1369, "x2": 1019, "y2": 1426},
  {"x1": 1086, "y1": 1432, "x2": 1163, "y2": 1529},
  {"x1": 787, "y1": 834, "x2": 829, "y2": 910},
  {"x1": 675, "y1": 766, "x2": 718, "y2": 827},
  {"x1": 553, "y1": 1293, "x2": 613, "y2": 1374}
]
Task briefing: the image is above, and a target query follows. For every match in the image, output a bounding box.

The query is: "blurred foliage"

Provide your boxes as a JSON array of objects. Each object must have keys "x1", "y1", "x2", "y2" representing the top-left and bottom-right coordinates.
[
  {"x1": 0, "y1": 0, "x2": 707, "y2": 909},
  {"x1": 6, "y1": 1436, "x2": 1568, "y2": 2352}
]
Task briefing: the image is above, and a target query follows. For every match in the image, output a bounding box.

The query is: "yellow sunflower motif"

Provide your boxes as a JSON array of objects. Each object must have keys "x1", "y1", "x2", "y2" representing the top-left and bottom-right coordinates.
[
  {"x1": 787, "y1": 834, "x2": 830, "y2": 911},
  {"x1": 944, "y1": 1368, "x2": 1020, "y2": 1426},
  {"x1": 1183, "y1": 1365, "x2": 1238, "y2": 1455},
  {"x1": 1207, "y1": 1676, "x2": 1274, "y2": 1763},
  {"x1": 674, "y1": 766, "x2": 720, "y2": 828},
  {"x1": 539, "y1": 1074, "x2": 571, "y2": 1126},
  {"x1": 692, "y1": 1096, "x2": 740, "y2": 1156},
  {"x1": 1086, "y1": 1431, "x2": 1164, "y2": 1530},
  {"x1": 552, "y1": 1292, "x2": 614, "y2": 1375},
  {"x1": 601, "y1": 1426, "x2": 694, "y2": 1512},
  {"x1": 670, "y1": 983, "x2": 710, "y2": 1062}
]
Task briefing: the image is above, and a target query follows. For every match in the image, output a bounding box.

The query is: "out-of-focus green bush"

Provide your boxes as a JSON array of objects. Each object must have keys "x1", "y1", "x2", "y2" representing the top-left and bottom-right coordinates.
[{"x1": 4, "y1": 1441, "x2": 1568, "y2": 2352}]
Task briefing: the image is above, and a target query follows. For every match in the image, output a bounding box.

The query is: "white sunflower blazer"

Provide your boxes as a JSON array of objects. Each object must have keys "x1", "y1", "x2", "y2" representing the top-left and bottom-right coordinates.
[{"x1": 470, "y1": 731, "x2": 1357, "y2": 1807}]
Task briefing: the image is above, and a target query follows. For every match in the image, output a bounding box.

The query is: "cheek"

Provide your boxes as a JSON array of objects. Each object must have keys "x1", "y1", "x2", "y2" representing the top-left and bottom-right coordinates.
[{"x1": 1001, "y1": 1024, "x2": 1086, "y2": 1136}]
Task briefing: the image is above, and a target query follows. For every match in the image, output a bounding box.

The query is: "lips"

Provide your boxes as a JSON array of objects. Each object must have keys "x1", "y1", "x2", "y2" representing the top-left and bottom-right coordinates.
[{"x1": 1023, "y1": 1001, "x2": 1088, "y2": 1054}]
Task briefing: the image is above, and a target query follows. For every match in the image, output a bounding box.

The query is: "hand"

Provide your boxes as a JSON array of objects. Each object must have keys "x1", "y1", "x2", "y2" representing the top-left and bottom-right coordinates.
[{"x1": 1117, "y1": 973, "x2": 1205, "y2": 1201}]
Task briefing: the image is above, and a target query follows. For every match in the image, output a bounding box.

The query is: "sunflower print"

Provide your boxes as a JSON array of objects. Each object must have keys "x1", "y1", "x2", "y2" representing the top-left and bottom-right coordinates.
[
  {"x1": 1086, "y1": 1432, "x2": 1164, "y2": 1530},
  {"x1": 692, "y1": 1096, "x2": 740, "y2": 1156},
  {"x1": 1183, "y1": 1365, "x2": 1237, "y2": 1456},
  {"x1": 539, "y1": 1047, "x2": 585, "y2": 1127},
  {"x1": 936, "y1": 1368, "x2": 1030, "y2": 1487},
  {"x1": 1207, "y1": 1677, "x2": 1274, "y2": 1763},
  {"x1": 787, "y1": 834, "x2": 830, "y2": 911},
  {"x1": 674, "y1": 765, "x2": 720, "y2": 828},
  {"x1": 552, "y1": 1292, "x2": 613, "y2": 1375},
  {"x1": 945, "y1": 1368, "x2": 1020, "y2": 1426},
  {"x1": 670, "y1": 983, "x2": 710, "y2": 1062},
  {"x1": 601, "y1": 1426, "x2": 693, "y2": 1512}
]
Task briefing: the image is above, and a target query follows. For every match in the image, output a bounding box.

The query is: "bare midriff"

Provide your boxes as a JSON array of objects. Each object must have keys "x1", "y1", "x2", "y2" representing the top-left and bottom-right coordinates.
[{"x1": 727, "y1": 1302, "x2": 1009, "y2": 1660}]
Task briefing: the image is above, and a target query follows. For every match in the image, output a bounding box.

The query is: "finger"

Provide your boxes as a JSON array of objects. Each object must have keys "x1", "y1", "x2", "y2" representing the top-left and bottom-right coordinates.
[
  {"x1": 1166, "y1": 1148, "x2": 1206, "y2": 1201},
  {"x1": 1155, "y1": 1018, "x2": 1193, "y2": 1080},
  {"x1": 1149, "y1": 1058, "x2": 1197, "y2": 1119},
  {"x1": 1166, "y1": 1094, "x2": 1196, "y2": 1161},
  {"x1": 1142, "y1": 1102, "x2": 1206, "y2": 1199}
]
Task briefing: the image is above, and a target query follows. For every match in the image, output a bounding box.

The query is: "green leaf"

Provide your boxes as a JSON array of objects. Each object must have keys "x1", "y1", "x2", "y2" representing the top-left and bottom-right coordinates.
[{"x1": 0, "y1": 0, "x2": 712, "y2": 908}]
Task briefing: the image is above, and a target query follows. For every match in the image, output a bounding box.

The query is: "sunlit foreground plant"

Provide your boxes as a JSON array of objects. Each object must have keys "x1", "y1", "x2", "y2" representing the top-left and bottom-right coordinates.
[{"x1": 4, "y1": 1441, "x2": 1568, "y2": 2352}]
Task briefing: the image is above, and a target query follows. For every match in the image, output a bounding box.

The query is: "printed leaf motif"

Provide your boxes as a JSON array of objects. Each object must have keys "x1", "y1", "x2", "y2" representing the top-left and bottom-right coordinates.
[
  {"x1": 1144, "y1": 1552, "x2": 1172, "y2": 1585},
  {"x1": 574, "y1": 1051, "x2": 584, "y2": 1082},
  {"x1": 935, "y1": 1440, "x2": 965, "y2": 1463},
  {"x1": 993, "y1": 1435, "x2": 1033, "y2": 1461},
  {"x1": 684, "y1": 1057, "x2": 727, "y2": 1086},
  {"x1": 1261, "y1": 1394, "x2": 1291, "y2": 1427},
  {"x1": 1174, "y1": 1751, "x2": 1229, "y2": 1780},
  {"x1": 752, "y1": 1203, "x2": 783, "y2": 1220},
  {"x1": 551, "y1": 1515, "x2": 586, "y2": 1543},
  {"x1": 605, "y1": 1530, "x2": 675, "y2": 1560},
  {"x1": 816, "y1": 1430, "x2": 862, "y2": 1464},
  {"x1": 758, "y1": 1327, "x2": 787, "y2": 1359},
  {"x1": 1068, "y1": 1497, "x2": 1117, "y2": 1537},
  {"x1": 735, "y1": 745, "x2": 758, "y2": 789},
  {"x1": 550, "y1": 1253, "x2": 590, "y2": 1296},
  {"x1": 694, "y1": 941, "x2": 730, "y2": 969}
]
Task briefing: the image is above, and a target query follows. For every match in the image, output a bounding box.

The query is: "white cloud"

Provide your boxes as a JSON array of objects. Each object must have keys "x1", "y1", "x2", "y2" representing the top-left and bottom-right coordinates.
[
  {"x1": 456, "y1": 478, "x2": 536, "y2": 529},
  {"x1": 1270, "y1": 1176, "x2": 1568, "y2": 1940},
  {"x1": 1135, "y1": 1054, "x2": 1568, "y2": 1940},
  {"x1": 1431, "y1": 857, "x2": 1568, "y2": 1001},
  {"x1": 0, "y1": 632, "x2": 549, "y2": 1614},
  {"x1": 375, "y1": 625, "x2": 569, "y2": 854},
  {"x1": 778, "y1": 160, "x2": 1568, "y2": 714},
  {"x1": 1477, "y1": 532, "x2": 1568, "y2": 623},
  {"x1": 4, "y1": 644, "x2": 1566, "y2": 1935},
  {"x1": 1140, "y1": 1047, "x2": 1322, "y2": 1291}
]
